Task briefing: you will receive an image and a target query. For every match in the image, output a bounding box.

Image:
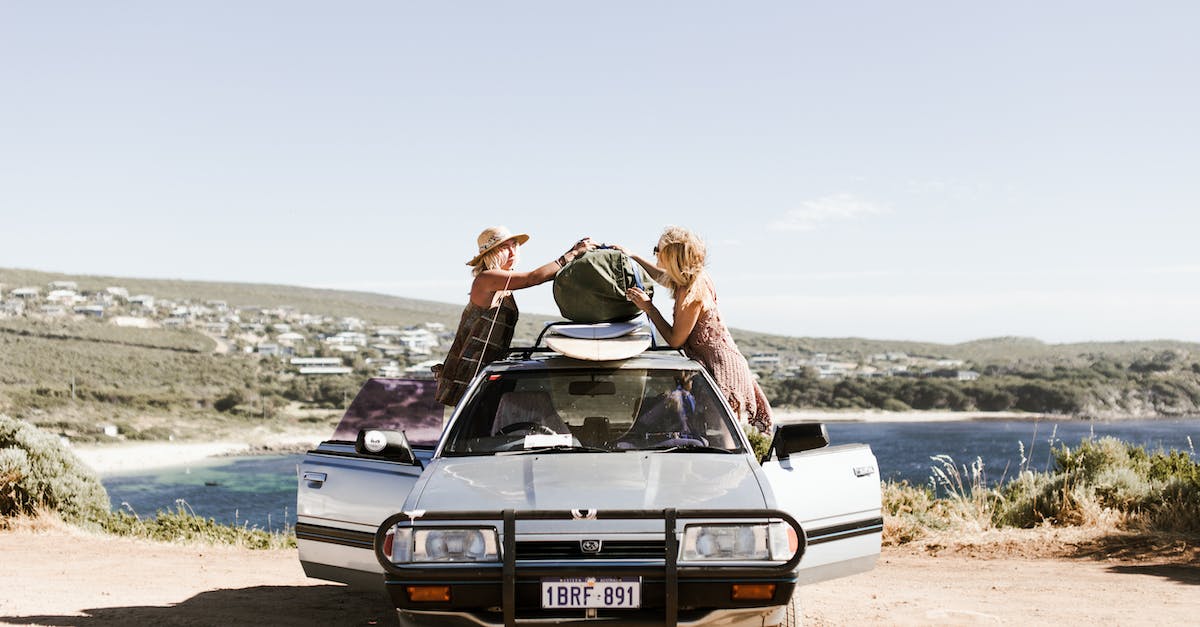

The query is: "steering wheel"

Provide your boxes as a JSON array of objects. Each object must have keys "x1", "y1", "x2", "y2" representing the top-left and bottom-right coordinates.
[{"x1": 496, "y1": 421, "x2": 557, "y2": 436}]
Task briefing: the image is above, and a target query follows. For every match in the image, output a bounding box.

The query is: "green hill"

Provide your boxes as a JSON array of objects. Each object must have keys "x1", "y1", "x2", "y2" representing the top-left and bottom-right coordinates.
[
  {"x1": 3, "y1": 267, "x2": 1199, "y2": 432},
  {"x1": 7, "y1": 266, "x2": 1198, "y2": 362}
]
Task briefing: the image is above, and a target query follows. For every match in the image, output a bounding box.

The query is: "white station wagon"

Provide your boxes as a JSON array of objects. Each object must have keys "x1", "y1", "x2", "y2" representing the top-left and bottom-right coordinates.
[{"x1": 297, "y1": 330, "x2": 882, "y2": 626}]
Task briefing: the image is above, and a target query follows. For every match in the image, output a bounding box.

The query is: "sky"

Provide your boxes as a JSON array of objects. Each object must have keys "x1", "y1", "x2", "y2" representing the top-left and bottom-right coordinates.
[{"x1": 2, "y1": 2, "x2": 1198, "y2": 344}]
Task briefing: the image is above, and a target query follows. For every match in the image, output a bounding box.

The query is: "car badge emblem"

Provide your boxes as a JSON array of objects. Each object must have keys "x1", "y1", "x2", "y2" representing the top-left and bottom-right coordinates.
[{"x1": 580, "y1": 539, "x2": 602, "y2": 554}]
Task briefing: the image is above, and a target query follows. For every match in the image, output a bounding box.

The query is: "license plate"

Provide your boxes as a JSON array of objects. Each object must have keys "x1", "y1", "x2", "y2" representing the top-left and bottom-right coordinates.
[{"x1": 541, "y1": 577, "x2": 641, "y2": 608}]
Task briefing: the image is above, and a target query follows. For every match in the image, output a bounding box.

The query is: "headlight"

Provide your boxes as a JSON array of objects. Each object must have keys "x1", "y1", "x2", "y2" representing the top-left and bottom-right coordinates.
[
  {"x1": 387, "y1": 527, "x2": 499, "y2": 563},
  {"x1": 681, "y1": 523, "x2": 796, "y2": 561}
]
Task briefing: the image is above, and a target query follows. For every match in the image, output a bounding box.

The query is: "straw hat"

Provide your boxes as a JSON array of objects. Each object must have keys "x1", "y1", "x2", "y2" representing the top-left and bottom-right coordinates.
[{"x1": 467, "y1": 226, "x2": 530, "y2": 266}]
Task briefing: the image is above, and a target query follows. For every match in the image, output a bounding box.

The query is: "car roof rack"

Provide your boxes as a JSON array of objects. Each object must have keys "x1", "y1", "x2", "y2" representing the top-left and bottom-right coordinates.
[{"x1": 505, "y1": 320, "x2": 685, "y2": 361}]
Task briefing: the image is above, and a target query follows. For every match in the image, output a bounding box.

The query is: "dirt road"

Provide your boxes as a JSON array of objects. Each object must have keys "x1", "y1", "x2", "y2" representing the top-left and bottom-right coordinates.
[{"x1": 0, "y1": 524, "x2": 1195, "y2": 626}]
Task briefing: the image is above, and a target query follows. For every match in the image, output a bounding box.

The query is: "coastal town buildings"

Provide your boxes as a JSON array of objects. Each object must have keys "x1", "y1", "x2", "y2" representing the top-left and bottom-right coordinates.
[{"x1": 3, "y1": 277, "x2": 975, "y2": 383}]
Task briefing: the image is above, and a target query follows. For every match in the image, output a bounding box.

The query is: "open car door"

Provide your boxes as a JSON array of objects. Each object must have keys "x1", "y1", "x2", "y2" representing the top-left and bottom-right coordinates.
[
  {"x1": 759, "y1": 423, "x2": 883, "y2": 584},
  {"x1": 297, "y1": 378, "x2": 445, "y2": 590}
]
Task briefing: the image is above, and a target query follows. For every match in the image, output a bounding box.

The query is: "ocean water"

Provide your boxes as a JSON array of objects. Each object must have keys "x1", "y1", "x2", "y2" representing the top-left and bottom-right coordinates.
[
  {"x1": 101, "y1": 418, "x2": 1199, "y2": 530},
  {"x1": 103, "y1": 454, "x2": 301, "y2": 532}
]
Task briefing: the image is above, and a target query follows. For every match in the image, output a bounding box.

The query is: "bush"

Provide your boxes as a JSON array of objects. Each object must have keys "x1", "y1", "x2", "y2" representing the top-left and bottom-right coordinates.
[
  {"x1": 744, "y1": 426, "x2": 771, "y2": 461},
  {"x1": 993, "y1": 470, "x2": 1060, "y2": 527},
  {"x1": 214, "y1": 389, "x2": 244, "y2": 413},
  {"x1": 993, "y1": 437, "x2": 1199, "y2": 532},
  {"x1": 102, "y1": 502, "x2": 295, "y2": 550},
  {"x1": 0, "y1": 414, "x2": 109, "y2": 523},
  {"x1": 888, "y1": 438, "x2": 1200, "y2": 539},
  {"x1": 881, "y1": 480, "x2": 945, "y2": 544}
]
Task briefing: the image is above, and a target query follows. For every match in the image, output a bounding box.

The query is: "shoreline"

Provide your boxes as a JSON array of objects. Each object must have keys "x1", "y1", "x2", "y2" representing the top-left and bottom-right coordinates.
[
  {"x1": 773, "y1": 409, "x2": 1060, "y2": 423},
  {"x1": 72, "y1": 430, "x2": 328, "y2": 476},
  {"x1": 71, "y1": 410, "x2": 1195, "y2": 476}
]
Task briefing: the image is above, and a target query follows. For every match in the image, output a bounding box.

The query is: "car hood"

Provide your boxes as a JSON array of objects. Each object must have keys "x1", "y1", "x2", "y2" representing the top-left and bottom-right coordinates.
[{"x1": 412, "y1": 453, "x2": 767, "y2": 512}]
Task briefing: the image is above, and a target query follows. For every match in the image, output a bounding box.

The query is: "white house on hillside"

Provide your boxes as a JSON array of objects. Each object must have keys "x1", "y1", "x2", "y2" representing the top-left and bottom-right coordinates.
[
  {"x1": 74, "y1": 305, "x2": 105, "y2": 318},
  {"x1": 326, "y1": 331, "x2": 368, "y2": 347},
  {"x1": 398, "y1": 328, "x2": 439, "y2": 355},
  {"x1": 129, "y1": 294, "x2": 155, "y2": 309},
  {"x1": 46, "y1": 289, "x2": 80, "y2": 305},
  {"x1": 111, "y1": 316, "x2": 154, "y2": 328},
  {"x1": 277, "y1": 332, "x2": 306, "y2": 346}
]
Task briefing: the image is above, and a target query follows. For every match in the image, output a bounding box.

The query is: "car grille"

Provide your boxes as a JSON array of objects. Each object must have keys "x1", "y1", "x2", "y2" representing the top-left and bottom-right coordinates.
[{"x1": 516, "y1": 540, "x2": 665, "y2": 560}]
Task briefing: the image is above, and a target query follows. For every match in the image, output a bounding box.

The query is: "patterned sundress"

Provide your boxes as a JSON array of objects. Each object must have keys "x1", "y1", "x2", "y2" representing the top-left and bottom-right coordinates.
[{"x1": 681, "y1": 288, "x2": 773, "y2": 434}]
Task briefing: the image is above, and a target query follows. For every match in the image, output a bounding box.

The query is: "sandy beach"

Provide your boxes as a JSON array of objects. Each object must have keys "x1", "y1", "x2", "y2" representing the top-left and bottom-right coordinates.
[{"x1": 72, "y1": 430, "x2": 330, "y2": 476}]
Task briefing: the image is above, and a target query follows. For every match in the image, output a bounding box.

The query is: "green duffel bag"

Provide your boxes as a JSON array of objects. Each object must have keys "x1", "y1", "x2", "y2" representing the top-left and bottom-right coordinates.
[{"x1": 553, "y1": 249, "x2": 653, "y2": 323}]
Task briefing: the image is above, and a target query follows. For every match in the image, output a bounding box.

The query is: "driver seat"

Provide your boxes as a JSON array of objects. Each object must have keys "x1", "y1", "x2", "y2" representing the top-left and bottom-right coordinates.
[{"x1": 491, "y1": 391, "x2": 569, "y2": 435}]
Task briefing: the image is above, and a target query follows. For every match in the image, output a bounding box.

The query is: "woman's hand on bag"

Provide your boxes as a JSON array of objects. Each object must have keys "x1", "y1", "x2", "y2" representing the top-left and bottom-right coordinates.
[
  {"x1": 559, "y1": 237, "x2": 596, "y2": 266},
  {"x1": 572, "y1": 237, "x2": 596, "y2": 255},
  {"x1": 626, "y1": 286, "x2": 652, "y2": 310}
]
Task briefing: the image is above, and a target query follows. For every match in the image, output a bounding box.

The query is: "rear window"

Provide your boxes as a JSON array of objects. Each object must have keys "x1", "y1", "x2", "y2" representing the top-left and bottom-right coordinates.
[{"x1": 330, "y1": 378, "x2": 445, "y2": 447}]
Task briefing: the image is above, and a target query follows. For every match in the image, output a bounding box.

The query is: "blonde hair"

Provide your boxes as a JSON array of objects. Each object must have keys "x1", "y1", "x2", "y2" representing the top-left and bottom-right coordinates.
[
  {"x1": 471, "y1": 248, "x2": 505, "y2": 276},
  {"x1": 655, "y1": 225, "x2": 711, "y2": 306}
]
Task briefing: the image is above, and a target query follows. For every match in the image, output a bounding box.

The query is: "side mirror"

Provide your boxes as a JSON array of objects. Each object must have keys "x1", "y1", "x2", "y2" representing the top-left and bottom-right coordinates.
[
  {"x1": 769, "y1": 423, "x2": 829, "y2": 460},
  {"x1": 355, "y1": 428, "x2": 417, "y2": 465}
]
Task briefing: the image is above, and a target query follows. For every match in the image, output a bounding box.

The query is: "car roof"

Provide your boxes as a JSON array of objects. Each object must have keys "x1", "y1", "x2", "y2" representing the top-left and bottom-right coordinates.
[{"x1": 487, "y1": 346, "x2": 705, "y2": 374}]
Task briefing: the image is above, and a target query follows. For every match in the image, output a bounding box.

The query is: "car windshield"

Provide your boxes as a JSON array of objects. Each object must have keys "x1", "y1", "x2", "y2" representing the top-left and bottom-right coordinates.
[{"x1": 440, "y1": 367, "x2": 745, "y2": 455}]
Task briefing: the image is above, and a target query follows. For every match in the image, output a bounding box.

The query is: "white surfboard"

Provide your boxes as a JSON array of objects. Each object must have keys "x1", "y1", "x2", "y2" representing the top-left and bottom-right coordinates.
[
  {"x1": 546, "y1": 320, "x2": 646, "y2": 340},
  {"x1": 544, "y1": 332, "x2": 653, "y2": 361}
]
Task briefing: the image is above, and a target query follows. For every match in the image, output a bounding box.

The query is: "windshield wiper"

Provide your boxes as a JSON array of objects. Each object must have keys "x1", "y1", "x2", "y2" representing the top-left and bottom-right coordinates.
[
  {"x1": 501, "y1": 445, "x2": 610, "y2": 456},
  {"x1": 650, "y1": 445, "x2": 736, "y2": 454}
]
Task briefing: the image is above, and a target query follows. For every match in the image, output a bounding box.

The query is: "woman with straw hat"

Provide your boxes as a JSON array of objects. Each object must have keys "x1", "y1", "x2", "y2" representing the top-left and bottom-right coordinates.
[{"x1": 434, "y1": 226, "x2": 595, "y2": 406}]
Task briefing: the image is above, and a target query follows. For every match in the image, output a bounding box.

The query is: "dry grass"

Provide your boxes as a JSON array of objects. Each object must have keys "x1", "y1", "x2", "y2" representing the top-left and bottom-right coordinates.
[
  {"x1": 887, "y1": 523, "x2": 1198, "y2": 565},
  {"x1": 0, "y1": 506, "x2": 68, "y2": 533}
]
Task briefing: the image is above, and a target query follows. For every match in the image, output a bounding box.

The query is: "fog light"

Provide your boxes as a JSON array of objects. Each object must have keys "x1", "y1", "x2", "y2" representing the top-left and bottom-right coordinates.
[
  {"x1": 407, "y1": 585, "x2": 451, "y2": 602},
  {"x1": 730, "y1": 583, "x2": 776, "y2": 601}
]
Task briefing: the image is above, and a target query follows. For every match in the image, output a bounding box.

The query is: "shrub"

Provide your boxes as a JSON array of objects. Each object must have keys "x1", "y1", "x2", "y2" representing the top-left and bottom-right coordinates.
[
  {"x1": 214, "y1": 389, "x2": 244, "y2": 413},
  {"x1": 993, "y1": 469, "x2": 1061, "y2": 527},
  {"x1": 744, "y1": 425, "x2": 771, "y2": 461},
  {"x1": 102, "y1": 502, "x2": 295, "y2": 550},
  {"x1": 881, "y1": 480, "x2": 944, "y2": 544},
  {"x1": 987, "y1": 437, "x2": 1199, "y2": 532},
  {"x1": 0, "y1": 414, "x2": 110, "y2": 523}
]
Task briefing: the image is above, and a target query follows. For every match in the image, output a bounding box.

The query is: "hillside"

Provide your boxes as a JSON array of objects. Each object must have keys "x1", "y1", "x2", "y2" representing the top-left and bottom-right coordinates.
[
  {"x1": 0, "y1": 267, "x2": 498, "y2": 334},
  {"x1": 7, "y1": 266, "x2": 1199, "y2": 361},
  {"x1": 3, "y1": 267, "x2": 1200, "y2": 434}
]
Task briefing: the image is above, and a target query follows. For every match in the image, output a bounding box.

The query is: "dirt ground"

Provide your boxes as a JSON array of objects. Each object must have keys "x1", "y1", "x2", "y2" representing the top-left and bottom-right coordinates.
[{"x1": 0, "y1": 521, "x2": 1195, "y2": 626}]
